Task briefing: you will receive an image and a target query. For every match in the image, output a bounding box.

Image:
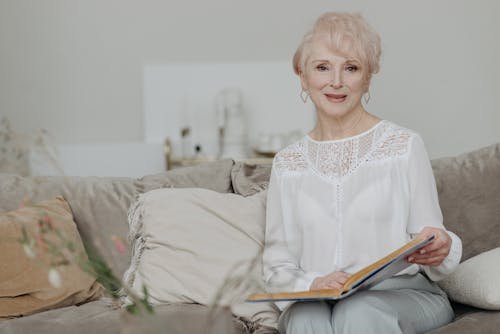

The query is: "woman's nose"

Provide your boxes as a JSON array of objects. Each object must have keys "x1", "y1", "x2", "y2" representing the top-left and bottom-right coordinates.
[{"x1": 330, "y1": 70, "x2": 343, "y2": 88}]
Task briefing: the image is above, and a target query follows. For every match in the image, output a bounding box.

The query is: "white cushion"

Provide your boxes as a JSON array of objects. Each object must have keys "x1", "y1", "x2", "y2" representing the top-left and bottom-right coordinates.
[
  {"x1": 123, "y1": 188, "x2": 278, "y2": 328},
  {"x1": 438, "y1": 247, "x2": 500, "y2": 310}
]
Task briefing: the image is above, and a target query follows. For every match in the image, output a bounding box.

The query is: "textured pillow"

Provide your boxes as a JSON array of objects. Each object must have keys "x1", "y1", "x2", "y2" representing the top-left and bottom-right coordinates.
[
  {"x1": 0, "y1": 197, "x2": 103, "y2": 318},
  {"x1": 438, "y1": 247, "x2": 500, "y2": 310},
  {"x1": 137, "y1": 159, "x2": 235, "y2": 194},
  {"x1": 123, "y1": 188, "x2": 279, "y2": 330},
  {"x1": 231, "y1": 162, "x2": 272, "y2": 197}
]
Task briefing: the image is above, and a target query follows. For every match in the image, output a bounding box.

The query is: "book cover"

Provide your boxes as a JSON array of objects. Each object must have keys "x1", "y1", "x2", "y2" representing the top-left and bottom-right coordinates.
[{"x1": 247, "y1": 235, "x2": 435, "y2": 302}]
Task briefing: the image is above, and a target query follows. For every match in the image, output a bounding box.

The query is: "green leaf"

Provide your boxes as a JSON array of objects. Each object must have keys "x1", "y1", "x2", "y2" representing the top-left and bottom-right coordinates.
[
  {"x1": 125, "y1": 303, "x2": 139, "y2": 315},
  {"x1": 19, "y1": 226, "x2": 30, "y2": 244}
]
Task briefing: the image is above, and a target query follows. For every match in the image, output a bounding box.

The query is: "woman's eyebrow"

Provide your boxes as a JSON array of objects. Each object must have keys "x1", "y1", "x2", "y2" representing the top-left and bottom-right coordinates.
[
  {"x1": 345, "y1": 58, "x2": 361, "y2": 64},
  {"x1": 310, "y1": 58, "x2": 361, "y2": 65},
  {"x1": 311, "y1": 59, "x2": 330, "y2": 63}
]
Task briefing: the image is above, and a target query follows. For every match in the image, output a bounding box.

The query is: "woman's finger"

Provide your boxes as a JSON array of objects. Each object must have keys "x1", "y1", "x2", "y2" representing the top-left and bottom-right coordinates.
[
  {"x1": 337, "y1": 276, "x2": 349, "y2": 284},
  {"x1": 327, "y1": 281, "x2": 343, "y2": 289},
  {"x1": 411, "y1": 255, "x2": 445, "y2": 266},
  {"x1": 410, "y1": 248, "x2": 448, "y2": 260},
  {"x1": 420, "y1": 236, "x2": 448, "y2": 253}
]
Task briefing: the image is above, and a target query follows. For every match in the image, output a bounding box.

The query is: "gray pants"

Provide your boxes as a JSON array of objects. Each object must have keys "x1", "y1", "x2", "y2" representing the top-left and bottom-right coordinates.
[{"x1": 278, "y1": 274, "x2": 454, "y2": 334}]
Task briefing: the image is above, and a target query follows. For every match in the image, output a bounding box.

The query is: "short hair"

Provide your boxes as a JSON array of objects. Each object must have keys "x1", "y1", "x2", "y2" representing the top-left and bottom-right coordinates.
[{"x1": 293, "y1": 12, "x2": 381, "y2": 80}]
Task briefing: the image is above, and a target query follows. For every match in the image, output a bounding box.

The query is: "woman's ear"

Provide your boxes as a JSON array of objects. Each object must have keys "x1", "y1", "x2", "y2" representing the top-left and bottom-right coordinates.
[
  {"x1": 299, "y1": 69, "x2": 308, "y2": 92},
  {"x1": 363, "y1": 75, "x2": 371, "y2": 93}
]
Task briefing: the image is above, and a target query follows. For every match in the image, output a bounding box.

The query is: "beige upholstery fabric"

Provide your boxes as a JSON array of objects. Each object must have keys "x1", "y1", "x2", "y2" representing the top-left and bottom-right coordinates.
[
  {"x1": 123, "y1": 188, "x2": 279, "y2": 330},
  {"x1": 0, "y1": 299, "x2": 238, "y2": 334},
  {"x1": 438, "y1": 247, "x2": 500, "y2": 310},
  {"x1": 0, "y1": 197, "x2": 103, "y2": 318},
  {"x1": 137, "y1": 159, "x2": 235, "y2": 194},
  {"x1": 0, "y1": 299, "x2": 120, "y2": 334},
  {"x1": 121, "y1": 304, "x2": 237, "y2": 334},
  {"x1": 431, "y1": 143, "x2": 500, "y2": 261},
  {"x1": 231, "y1": 162, "x2": 271, "y2": 197},
  {"x1": 427, "y1": 310, "x2": 500, "y2": 334}
]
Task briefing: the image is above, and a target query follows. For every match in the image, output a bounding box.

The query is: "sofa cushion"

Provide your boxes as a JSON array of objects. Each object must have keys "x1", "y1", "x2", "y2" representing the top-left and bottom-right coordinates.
[
  {"x1": 0, "y1": 174, "x2": 138, "y2": 276},
  {"x1": 431, "y1": 143, "x2": 500, "y2": 261},
  {"x1": 426, "y1": 310, "x2": 500, "y2": 334},
  {"x1": 0, "y1": 299, "x2": 239, "y2": 334},
  {"x1": 0, "y1": 299, "x2": 120, "y2": 334},
  {"x1": 0, "y1": 197, "x2": 103, "y2": 318},
  {"x1": 137, "y1": 159, "x2": 235, "y2": 194},
  {"x1": 438, "y1": 247, "x2": 500, "y2": 310},
  {"x1": 231, "y1": 162, "x2": 271, "y2": 197},
  {"x1": 123, "y1": 188, "x2": 279, "y2": 331},
  {"x1": 121, "y1": 304, "x2": 237, "y2": 334}
]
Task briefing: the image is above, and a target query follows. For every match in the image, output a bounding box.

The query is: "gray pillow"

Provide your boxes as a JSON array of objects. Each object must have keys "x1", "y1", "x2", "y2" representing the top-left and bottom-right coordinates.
[
  {"x1": 431, "y1": 143, "x2": 500, "y2": 261},
  {"x1": 138, "y1": 159, "x2": 235, "y2": 194},
  {"x1": 231, "y1": 162, "x2": 271, "y2": 197}
]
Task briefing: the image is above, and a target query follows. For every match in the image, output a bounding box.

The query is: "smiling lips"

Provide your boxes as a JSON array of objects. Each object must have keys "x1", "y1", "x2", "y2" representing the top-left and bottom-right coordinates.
[{"x1": 325, "y1": 93, "x2": 347, "y2": 103}]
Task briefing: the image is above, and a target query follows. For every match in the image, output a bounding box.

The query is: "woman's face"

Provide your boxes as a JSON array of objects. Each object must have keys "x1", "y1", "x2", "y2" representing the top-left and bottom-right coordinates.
[{"x1": 300, "y1": 38, "x2": 368, "y2": 119}]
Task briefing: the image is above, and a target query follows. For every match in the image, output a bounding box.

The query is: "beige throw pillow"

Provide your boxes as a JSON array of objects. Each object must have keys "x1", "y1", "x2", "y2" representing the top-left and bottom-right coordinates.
[
  {"x1": 123, "y1": 188, "x2": 279, "y2": 329},
  {"x1": 438, "y1": 247, "x2": 500, "y2": 310},
  {"x1": 0, "y1": 197, "x2": 103, "y2": 318}
]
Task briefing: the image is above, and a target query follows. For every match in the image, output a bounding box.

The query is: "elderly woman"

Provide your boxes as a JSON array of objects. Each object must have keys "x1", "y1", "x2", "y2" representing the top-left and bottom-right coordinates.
[{"x1": 262, "y1": 12, "x2": 462, "y2": 334}]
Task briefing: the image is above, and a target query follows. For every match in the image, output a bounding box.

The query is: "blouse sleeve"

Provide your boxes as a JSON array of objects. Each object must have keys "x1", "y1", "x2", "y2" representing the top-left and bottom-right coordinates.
[
  {"x1": 262, "y1": 166, "x2": 322, "y2": 301},
  {"x1": 406, "y1": 134, "x2": 462, "y2": 281}
]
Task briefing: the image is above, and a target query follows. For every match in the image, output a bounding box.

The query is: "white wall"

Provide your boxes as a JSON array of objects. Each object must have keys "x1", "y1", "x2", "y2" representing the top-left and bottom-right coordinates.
[
  {"x1": 1, "y1": 0, "x2": 499, "y2": 175},
  {"x1": 30, "y1": 143, "x2": 165, "y2": 177},
  {"x1": 143, "y1": 62, "x2": 315, "y2": 158}
]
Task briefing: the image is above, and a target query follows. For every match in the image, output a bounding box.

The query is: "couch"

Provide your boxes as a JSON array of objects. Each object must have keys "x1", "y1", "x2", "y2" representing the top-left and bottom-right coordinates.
[{"x1": 0, "y1": 143, "x2": 499, "y2": 334}]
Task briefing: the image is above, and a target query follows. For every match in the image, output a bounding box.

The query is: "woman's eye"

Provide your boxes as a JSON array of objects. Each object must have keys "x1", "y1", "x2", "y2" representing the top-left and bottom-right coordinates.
[
  {"x1": 346, "y1": 65, "x2": 358, "y2": 72},
  {"x1": 316, "y1": 65, "x2": 329, "y2": 71}
]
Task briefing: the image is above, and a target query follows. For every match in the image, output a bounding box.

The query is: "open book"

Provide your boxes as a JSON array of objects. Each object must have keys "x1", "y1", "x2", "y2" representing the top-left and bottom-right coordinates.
[{"x1": 247, "y1": 235, "x2": 435, "y2": 302}]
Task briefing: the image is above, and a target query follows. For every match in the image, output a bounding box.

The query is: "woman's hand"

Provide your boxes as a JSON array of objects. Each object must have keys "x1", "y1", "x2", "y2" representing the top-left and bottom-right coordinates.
[
  {"x1": 310, "y1": 271, "x2": 351, "y2": 290},
  {"x1": 407, "y1": 226, "x2": 451, "y2": 267}
]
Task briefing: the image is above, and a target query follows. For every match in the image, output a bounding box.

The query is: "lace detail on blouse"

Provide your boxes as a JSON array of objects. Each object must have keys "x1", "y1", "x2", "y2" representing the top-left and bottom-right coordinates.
[
  {"x1": 274, "y1": 121, "x2": 413, "y2": 180},
  {"x1": 274, "y1": 143, "x2": 308, "y2": 173}
]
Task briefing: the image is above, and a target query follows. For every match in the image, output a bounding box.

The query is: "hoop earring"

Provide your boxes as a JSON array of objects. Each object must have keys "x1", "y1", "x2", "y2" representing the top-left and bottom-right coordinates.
[
  {"x1": 300, "y1": 89, "x2": 310, "y2": 103},
  {"x1": 363, "y1": 91, "x2": 371, "y2": 104}
]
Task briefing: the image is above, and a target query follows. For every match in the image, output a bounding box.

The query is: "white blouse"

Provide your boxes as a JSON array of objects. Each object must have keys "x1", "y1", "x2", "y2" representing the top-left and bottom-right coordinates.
[{"x1": 262, "y1": 120, "x2": 462, "y2": 309}]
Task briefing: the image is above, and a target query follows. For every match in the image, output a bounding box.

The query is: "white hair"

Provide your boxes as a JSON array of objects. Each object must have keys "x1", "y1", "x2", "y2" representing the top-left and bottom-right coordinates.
[{"x1": 293, "y1": 12, "x2": 382, "y2": 81}]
